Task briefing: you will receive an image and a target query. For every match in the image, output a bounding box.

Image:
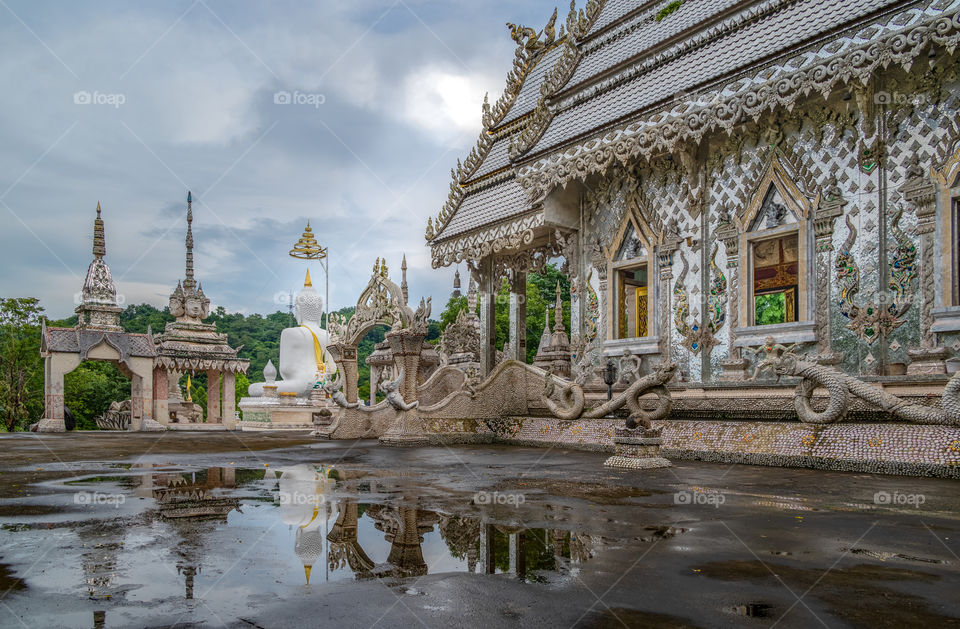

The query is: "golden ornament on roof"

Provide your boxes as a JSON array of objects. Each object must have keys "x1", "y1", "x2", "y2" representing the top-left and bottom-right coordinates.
[{"x1": 289, "y1": 221, "x2": 327, "y2": 260}]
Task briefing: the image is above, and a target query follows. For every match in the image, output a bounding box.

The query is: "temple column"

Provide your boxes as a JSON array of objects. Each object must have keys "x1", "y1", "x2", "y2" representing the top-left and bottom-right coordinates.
[
  {"x1": 222, "y1": 371, "x2": 236, "y2": 429},
  {"x1": 812, "y1": 193, "x2": 845, "y2": 365},
  {"x1": 369, "y1": 366, "x2": 380, "y2": 406},
  {"x1": 206, "y1": 370, "x2": 221, "y2": 423},
  {"x1": 507, "y1": 270, "x2": 527, "y2": 362},
  {"x1": 327, "y1": 343, "x2": 359, "y2": 404},
  {"x1": 656, "y1": 240, "x2": 679, "y2": 363},
  {"x1": 903, "y1": 167, "x2": 948, "y2": 374},
  {"x1": 508, "y1": 531, "x2": 526, "y2": 579},
  {"x1": 37, "y1": 354, "x2": 67, "y2": 432},
  {"x1": 152, "y1": 367, "x2": 170, "y2": 424},
  {"x1": 129, "y1": 363, "x2": 153, "y2": 430},
  {"x1": 385, "y1": 329, "x2": 425, "y2": 403},
  {"x1": 715, "y1": 222, "x2": 748, "y2": 379},
  {"x1": 478, "y1": 523, "x2": 495, "y2": 575},
  {"x1": 478, "y1": 257, "x2": 497, "y2": 375}
]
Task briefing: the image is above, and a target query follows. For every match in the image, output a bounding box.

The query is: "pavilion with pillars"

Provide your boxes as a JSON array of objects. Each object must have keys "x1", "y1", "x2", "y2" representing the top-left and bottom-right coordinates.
[{"x1": 153, "y1": 192, "x2": 248, "y2": 428}]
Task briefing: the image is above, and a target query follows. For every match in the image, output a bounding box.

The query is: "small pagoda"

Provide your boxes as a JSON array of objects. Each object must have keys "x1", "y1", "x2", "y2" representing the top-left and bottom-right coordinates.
[{"x1": 152, "y1": 192, "x2": 248, "y2": 427}]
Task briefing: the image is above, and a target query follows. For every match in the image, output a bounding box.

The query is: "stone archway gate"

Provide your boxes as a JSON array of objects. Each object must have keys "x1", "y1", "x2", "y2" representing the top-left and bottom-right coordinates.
[{"x1": 325, "y1": 258, "x2": 420, "y2": 404}]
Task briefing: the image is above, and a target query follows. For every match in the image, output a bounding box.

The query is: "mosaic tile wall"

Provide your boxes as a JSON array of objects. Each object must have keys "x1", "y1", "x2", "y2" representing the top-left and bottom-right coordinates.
[
  {"x1": 478, "y1": 417, "x2": 960, "y2": 478},
  {"x1": 577, "y1": 66, "x2": 960, "y2": 384}
]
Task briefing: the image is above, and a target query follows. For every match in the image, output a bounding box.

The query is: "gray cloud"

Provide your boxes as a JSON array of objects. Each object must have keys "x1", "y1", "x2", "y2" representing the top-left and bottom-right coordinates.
[{"x1": 0, "y1": 0, "x2": 558, "y2": 318}]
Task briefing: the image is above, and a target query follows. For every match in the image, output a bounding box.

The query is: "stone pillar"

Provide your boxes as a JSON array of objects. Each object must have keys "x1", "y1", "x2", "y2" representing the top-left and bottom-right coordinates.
[
  {"x1": 812, "y1": 194, "x2": 845, "y2": 365},
  {"x1": 129, "y1": 366, "x2": 154, "y2": 430},
  {"x1": 222, "y1": 371, "x2": 236, "y2": 429},
  {"x1": 657, "y1": 239, "x2": 680, "y2": 361},
  {"x1": 507, "y1": 270, "x2": 527, "y2": 362},
  {"x1": 387, "y1": 507, "x2": 428, "y2": 578},
  {"x1": 37, "y1": 354, "x2": 66, "y2": 432},
  {"x1": 508, "y1": 531, "x2": 526, "y2": 579},
  {"x1": 369, "y1": 366, "x2": 379, "y2": 406},
  {"x1": 153, "y1": 367, "x2": 170, "y2": 424},
  {"x1": 327, "y1": 343, "x2": 359, "y2": 404},
  {"x1": 206, "y1": 370, "x2": 221, "y2": 423},
  {"x1": 715, "y1": 221, "x2": 748, "y2": 380},
  {"x1": 478, "y1": 257, "x2": 497, "y2": 375},
  {"x1": 904, "y1": 167, "x2": 949, "y2": 374},
  {"x1": 479, "y1": 524, "x2": 495, "y2": 575},
  {"x1": 385, "y1": 329, "x2": 426, "y2": 403}
]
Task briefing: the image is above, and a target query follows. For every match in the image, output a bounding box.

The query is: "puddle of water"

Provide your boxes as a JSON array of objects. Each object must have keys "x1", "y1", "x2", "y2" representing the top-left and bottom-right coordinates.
[{"x1": 0, "y1": 464, "x2": 609, "y2": 627}]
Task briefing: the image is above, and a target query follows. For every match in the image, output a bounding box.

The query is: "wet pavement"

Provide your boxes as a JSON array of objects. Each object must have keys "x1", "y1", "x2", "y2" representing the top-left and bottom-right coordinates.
[{"x1": 0, "y1": 432, "x2": 958, "y2": 628}]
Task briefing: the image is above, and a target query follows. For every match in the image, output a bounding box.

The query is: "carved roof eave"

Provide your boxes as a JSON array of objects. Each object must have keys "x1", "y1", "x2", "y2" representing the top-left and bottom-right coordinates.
[
  {"x1": 426, "y1": 3, "x2": 605, "y2": 243},
  {"x1": 430, "y1": 209, "x2": 545, "y2": 269},
  {"x1": 155, "y1": 355, "x2": 250, "y2": 374},
  {"x1": 516, "y1": 6, "x2": 960, "y2": 202}
]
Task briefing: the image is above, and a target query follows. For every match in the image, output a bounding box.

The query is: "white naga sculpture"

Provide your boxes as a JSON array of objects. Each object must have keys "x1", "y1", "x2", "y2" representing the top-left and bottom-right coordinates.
[{"x1": 249, "y1": 271, "x2": 337, "y2": 397}]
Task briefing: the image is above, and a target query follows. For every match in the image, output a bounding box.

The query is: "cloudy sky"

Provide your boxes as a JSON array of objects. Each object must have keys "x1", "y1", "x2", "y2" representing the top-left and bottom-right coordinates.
[{"x1": 0, "y1": 0, "x2": 555, "y2": 319}]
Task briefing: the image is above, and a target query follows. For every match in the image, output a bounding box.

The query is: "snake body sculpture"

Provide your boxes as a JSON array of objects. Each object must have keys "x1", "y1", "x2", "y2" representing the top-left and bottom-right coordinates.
[
  {"x1": 323, "y1": 374, "x2": 359, "y2": 409},
  {"x1": 763, "y1": 353, "x2": 960, "y2": 425},
  {"x1": 542, "y1": 363, "x2": 677, "y2": 428}
]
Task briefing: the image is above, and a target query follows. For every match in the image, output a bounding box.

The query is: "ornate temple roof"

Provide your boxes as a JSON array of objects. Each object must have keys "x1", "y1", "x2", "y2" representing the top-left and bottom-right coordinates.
[
  {"x1": 42, "y1": 325, "x2": 156, "y2": 361},
  {"x1": 427, "y1": 0, "x2": 960, "y2": 265}
]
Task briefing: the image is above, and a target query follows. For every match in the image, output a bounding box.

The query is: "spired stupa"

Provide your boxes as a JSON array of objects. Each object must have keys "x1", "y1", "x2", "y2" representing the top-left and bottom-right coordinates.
[{"x1": 152, "y1": 191, "x2": 248, "y2": 427}]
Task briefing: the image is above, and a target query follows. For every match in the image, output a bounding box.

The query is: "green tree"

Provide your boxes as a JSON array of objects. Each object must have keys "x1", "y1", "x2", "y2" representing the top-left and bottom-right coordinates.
[
  {"x1": 63, "y1": 361, "x2": 131, "y2": 429},
  {"x1": 434, "y1": 263, "x2": 571, "y2": 364},
  {"x1": 0, "y1": 298, "x2": 45, "y2": 431}
]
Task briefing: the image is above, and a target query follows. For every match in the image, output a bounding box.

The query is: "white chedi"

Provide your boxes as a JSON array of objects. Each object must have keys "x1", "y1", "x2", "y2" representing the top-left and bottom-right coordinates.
[{"x1": 248, "y1": 272, "x2": 337, "y2": 397}]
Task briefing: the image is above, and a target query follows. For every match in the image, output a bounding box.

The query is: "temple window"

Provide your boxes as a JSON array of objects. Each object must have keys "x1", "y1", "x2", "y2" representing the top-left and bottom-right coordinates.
[
  {"x1": 751, "y1": 234, "x2": 799, "y2": 325},
  {"x1": 745, "y1": 187, "x2": 803, "y2": 326},
  {"x1": 611, "y1": 220, "x2": 652, "y2": 339}
]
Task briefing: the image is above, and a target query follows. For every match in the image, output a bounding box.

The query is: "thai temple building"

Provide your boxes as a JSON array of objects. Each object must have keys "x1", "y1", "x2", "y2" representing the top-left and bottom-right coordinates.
[{"x1": 426, "y1": 0, "x2": 960, "y2": 399}]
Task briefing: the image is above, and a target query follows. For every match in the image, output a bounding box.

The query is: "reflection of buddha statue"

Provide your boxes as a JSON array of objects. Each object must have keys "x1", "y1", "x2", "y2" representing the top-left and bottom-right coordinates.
[
  {"x1": 249, "y1": 272, "x2": 337, "y2": 396},
  {"x1": 276, "y1": 464, "x2": 333, "y2": 584}
]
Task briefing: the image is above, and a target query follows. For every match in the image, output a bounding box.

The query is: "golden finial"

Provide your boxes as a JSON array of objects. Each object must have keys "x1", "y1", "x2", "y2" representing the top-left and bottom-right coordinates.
[
  {"x1": 304, "y1": 269, "x2": 312, "y2": 287},
  {"x1": 304, "y1": 565, "x2": 312, "y2": 585},
  {"x1": 289, "y1": 221, "x2": 327, "y2": 261}
]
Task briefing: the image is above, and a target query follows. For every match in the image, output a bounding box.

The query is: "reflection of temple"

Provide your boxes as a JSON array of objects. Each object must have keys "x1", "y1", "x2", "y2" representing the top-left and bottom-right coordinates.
[
  {"x1": 323, "y1": 497, "x2": 597, "y2": 583},
  {"x1": 141, "y1": 466, "x2": 242, "y2": 599},
  {"x1": 326, "y1": 501, "x2": 375, "y2": 578},
  {"x1": 369, "y1": 505, "x2": 440, "y2": 578}
]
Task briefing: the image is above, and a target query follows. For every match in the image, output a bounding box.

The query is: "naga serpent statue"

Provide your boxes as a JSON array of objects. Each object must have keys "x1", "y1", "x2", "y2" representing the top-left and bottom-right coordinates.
[
  {"x1": 379, "y1": 368, "x2": 419, "y2": 412},
  {"x1": 323, "y1": 374, "x2": 359, "y2": 410},
  {"x1": 760, "y1": 352, "x2": 960, "y2": 425},
  {"x1": 542, "y1": 363, "x2": 677, "y2": 429}
]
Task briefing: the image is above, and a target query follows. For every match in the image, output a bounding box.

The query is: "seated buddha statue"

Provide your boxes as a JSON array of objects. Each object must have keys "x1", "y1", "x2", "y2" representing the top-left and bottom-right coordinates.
[{"x1": 248, "y1": 271, "x2": 337, "y2": 397}]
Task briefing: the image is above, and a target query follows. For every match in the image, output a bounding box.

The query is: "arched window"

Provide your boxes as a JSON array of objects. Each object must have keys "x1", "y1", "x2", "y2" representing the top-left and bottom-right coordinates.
[
  {"x1": 608, "y1": 213, "x2": 655, "y2": 340},
  {"x1": 732, "y1": 155, "x2": 816, "y2": 347},
  {"x1": 748, "y1": 188, "x2": 800, "y2": 326}
]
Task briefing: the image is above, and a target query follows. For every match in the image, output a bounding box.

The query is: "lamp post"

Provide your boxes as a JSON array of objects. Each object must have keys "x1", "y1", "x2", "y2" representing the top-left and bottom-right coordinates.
[
  {"x1": 289, "y1": 221, "x2": 329, "y2": 326},
  {"x1": 603, "y1": 360, "x2": 617, "y2": 401}
]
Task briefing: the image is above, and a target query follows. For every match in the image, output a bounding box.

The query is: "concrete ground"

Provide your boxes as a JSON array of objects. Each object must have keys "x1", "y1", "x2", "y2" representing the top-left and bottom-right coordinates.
[{"x1": 0, "y1": 431, "x2": 958, "y2": 628}]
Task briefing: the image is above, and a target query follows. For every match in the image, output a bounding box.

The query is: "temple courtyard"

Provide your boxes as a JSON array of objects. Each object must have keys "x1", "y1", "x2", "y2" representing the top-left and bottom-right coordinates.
[{"x1": 0, "y1": 432, "x2": 957, "y2": 628}]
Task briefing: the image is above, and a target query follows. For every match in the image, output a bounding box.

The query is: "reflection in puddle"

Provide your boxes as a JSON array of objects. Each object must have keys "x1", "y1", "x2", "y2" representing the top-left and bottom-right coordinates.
[{"x1": 0, "y1": 465, "x2": 610, "y2": 627}]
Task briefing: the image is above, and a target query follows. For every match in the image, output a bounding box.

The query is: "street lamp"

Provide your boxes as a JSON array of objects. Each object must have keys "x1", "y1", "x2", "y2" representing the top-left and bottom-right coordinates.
[
  {"x1": 603, "y1": 360, "x2": 618, "y2": 401},
  {"x1": 289, "y1": 221, "x2": 329, "y2": 326}
]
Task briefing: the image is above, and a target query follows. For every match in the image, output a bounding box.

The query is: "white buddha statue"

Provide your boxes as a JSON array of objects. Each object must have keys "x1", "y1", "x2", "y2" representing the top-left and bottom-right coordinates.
[{"x1": 248, "y1": 271, "x2": 337, "y2": 397}]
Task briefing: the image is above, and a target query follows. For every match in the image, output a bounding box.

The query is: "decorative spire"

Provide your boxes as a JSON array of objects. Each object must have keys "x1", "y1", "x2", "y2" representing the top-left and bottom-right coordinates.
[
  {"x1": 304, "y1": 269, "x2": 312, "y2": 288},
  {"x1": 467, "y1": 277, "x2": 478, "y2": 314},
  {"x1": 184, "y1": 190, "x2": 195, "y2": 291},
  {"x1": 92, "y1": 201, "x2": 105, "y2": 258},
  {"x1": 401, "y1": 254, "x2": 408, "y2": 305}
]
